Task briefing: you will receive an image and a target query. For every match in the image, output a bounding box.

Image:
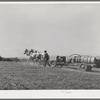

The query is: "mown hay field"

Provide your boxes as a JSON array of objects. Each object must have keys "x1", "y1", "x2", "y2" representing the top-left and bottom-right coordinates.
[{"x1": 0, "y1": 61, "x2": 100, "y2": 89}]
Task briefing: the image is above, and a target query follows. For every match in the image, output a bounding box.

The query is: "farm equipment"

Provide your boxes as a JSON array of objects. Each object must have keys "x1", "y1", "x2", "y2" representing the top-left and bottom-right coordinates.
[
  {"x1": 50, "y1": 56, "x2": 67, "y2": 67},
  {"x1": 50, "y1": 54, "x2": 100, "y2": 71}
]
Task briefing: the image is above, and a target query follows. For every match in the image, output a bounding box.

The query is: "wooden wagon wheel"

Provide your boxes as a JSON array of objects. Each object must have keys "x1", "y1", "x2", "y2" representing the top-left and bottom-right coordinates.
[
  {"x1": 79, "y1": 63, "x2": 92, "y2": 71},
  {"x1": 50, "y1": 61, "x2": 56, "y2": 67}
]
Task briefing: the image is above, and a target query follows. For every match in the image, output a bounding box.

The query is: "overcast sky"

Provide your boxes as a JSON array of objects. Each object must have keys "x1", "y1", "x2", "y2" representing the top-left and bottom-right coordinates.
[{"x1": 0, "y1": 3, "x2": 100, "y2": 57}]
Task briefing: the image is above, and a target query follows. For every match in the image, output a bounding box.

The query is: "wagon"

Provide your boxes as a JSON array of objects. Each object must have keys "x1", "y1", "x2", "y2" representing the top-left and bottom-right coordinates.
[{"x1": 50, "y1": 54, "x2": 100, "y2": 71}]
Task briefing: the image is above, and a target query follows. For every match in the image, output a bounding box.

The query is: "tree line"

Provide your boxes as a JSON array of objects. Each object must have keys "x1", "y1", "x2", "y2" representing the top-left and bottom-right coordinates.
[{"x1": 0, "y1": 56, "x2": 20, "y2": 62}]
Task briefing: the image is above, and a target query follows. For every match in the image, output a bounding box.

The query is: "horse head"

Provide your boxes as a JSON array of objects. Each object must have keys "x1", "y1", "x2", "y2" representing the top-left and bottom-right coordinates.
[
  {"x1": 24, "y1": 49, "x2": 28, "y2": 55},
  {"x1": 24, "y1": 49, "x2": 31, "y2": 56}
]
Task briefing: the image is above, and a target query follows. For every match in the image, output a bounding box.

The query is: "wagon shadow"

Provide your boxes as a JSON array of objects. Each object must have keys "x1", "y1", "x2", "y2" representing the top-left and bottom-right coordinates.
[
  {"x1": 63, "y1": 66, "x2": 79, "y2": 70},
  {"x1": 90, "y1": 70, "x2": 100, "y2": 73},
  {"x1": 63, "y1": 66, "x2": 100, "y2": 74}
]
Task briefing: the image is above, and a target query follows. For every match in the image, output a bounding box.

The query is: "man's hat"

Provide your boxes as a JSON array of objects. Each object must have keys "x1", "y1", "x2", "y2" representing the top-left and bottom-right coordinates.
[{"x1": 44, "y1": 50, "x2": 47, "y2": 53}]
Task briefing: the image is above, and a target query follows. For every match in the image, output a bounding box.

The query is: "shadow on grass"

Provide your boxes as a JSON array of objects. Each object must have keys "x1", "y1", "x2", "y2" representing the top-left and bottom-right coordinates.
[
  {"x1": 62, "y1": 66, "x2": 100, "y2": 74},
  {"x1": 90, "y1": 70, "x2": 100, "y2": 74},
  {"x1": 62, "y1": 66, "x2": 79, "y2": 71}
]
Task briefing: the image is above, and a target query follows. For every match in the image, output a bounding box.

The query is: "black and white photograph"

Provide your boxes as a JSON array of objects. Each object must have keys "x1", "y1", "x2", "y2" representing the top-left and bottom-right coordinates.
[{"x1": 1, "y1": 2, "x2": 100, "y2": 93}]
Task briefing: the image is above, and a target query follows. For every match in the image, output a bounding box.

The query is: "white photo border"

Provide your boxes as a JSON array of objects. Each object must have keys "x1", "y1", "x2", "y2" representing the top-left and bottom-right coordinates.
[{"x1": 0, "y1": 1, "x2": 100, "y2": 99}]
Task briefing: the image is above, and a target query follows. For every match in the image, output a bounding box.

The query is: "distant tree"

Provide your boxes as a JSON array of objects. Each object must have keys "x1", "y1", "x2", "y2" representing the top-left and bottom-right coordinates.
[{"x1": 0, "y1": 55, "x2": 3, "y2": 61}]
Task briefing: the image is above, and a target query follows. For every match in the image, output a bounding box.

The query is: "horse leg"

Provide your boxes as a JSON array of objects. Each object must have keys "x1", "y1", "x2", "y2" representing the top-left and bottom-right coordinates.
[
  {"x1": 31, "y1": 58, "x2": 34, "y2": 65},
  {"x1": 36, "y1": 59, "x2": 40, "y2": 66},
  {"x1": 27, "y1": 58, "x2": 29, "y2": 63},
  {"x1": 32, "y1": 59, "x2": 34, "y2": 65},
  {"x1": 32, "y1": 59, "x2": 36, "y2": 66},
  {"x1": 36, "y1": 60, "x2": 38, "y2": 66},
  {"x1": 33, "y1": 59, "x2": 37, "y2": 66},
  {"x1": 37, "y1": 59, "x2": 40, "y2": 66}
]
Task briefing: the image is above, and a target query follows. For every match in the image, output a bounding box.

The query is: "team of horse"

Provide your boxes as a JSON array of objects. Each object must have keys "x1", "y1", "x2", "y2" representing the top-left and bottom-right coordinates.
[{"x1": 24, "y1": 49, "x2": 45, "y2": 66}]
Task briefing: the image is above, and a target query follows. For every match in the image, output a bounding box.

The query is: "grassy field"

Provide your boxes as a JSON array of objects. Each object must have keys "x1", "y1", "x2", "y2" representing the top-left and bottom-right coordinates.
[{"x1": 0, "y1": 61, "x2": 100, "y2": 89}]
